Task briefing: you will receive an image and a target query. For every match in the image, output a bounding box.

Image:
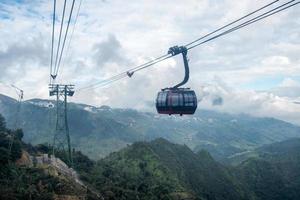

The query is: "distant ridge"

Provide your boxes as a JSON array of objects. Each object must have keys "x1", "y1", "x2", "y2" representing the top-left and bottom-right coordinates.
[{"x1": 1, "y1": 93, "x2": 300, "y2": 160}]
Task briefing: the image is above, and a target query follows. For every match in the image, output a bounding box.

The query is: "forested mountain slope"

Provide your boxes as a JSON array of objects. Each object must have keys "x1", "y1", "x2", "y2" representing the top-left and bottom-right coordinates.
[{"x1": 82, "y1": 138, "x2": 300, "y2": 200}]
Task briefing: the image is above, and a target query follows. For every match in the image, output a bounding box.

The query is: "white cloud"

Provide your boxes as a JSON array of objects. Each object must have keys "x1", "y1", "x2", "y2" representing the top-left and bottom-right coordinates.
[
  {"x1": 198, "y1": 81, "x2": 300, "y2": 125},
  {"x1": 0, "y1": 0, "x2": 300, "y2": 125},
  {"x1": 279, "y1": 78, "x2": 300, "y2": 87},
  {"x1": 269, "y1": 78, "x2": 300, "y2": 98}
]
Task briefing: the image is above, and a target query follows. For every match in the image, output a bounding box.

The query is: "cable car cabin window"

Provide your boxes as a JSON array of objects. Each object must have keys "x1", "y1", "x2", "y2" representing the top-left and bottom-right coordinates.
[
  {"x1": 184, "y1": 92, "x2": 195, "y2": 106},
  {"x1": 157, "y1": 93, "x2": 161, "y2": 106},
  {"x1": 169, "y1": 92, "x2": 183, "y2": 107},
  {"x1": 179, "y1": 93, "x2": 184, "y2": 106},
  {"x1": 157, "y1": 92, "x2": 167, "y2": 106},
  {"x1": 162, "y1": 92, "x2": 167, "y2": 106}
]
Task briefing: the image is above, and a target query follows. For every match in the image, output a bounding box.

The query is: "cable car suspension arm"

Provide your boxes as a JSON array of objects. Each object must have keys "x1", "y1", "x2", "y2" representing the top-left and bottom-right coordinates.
[{"x1": 168, "y1": 46, "x2": 189, "y2": 88}]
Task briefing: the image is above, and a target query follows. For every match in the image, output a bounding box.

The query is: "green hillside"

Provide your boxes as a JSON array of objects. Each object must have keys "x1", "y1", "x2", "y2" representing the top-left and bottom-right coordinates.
[
  {"x1": 84, "y1": 138, "x2": 250, "y2": 200},
  {"x1": 0, "y1": 114, "x2": 98, "y2": 200},
  {"x1": 82, "y1": 138, "x2": 300, "y2": 200},
  {"x1": 234, "y1": 139, "x2": 300, "y2": 200}
]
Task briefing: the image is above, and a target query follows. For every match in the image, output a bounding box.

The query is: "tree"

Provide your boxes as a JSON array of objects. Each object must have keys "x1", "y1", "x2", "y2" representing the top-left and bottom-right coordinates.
[
  {"x1": 14, "y1": 129, "x2": 24, "y2": 140},
  {"x1": 0, "y1": 114, "x2": 6, "y2": 132},
  {"x1": 0, "y1": 147, "x2": 9, "y2": 165}
]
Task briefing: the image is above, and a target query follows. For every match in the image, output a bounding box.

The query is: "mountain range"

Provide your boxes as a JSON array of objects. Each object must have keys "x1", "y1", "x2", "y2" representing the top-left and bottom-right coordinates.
[{"x1": 1, "y1": 93, "x2": 300, "y2": 160}]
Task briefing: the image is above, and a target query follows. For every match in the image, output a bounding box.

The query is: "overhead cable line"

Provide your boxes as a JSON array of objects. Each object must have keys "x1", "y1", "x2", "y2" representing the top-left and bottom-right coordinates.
[
  {"x1": 61, "y1": 0, "x2": 83, "y2": 70},
  {"x1": 84, "y1": 74, "x2": 132, "y2": 90},
  {"x1": 184, "y1": 0, "x2": 280, "y2": 47},
  {"x1": 127, "y1": 1, "x2": 300, "y2": 74},
  {"x1": 50, "y1": 0, "x2": 57, "y2": 84},
  {"x1": 55, "y1": 0, "x2": 77, "y2": 77},
  {"x1": 76, "y1": 75, "x2": 133, "y2": 94},
  {"x1": 52, "y1": 0, "x2": 67, "y2": 80},
  {"x1": 131, "y1": 0, "x2": 297, "y2": 71},
  {"x1": 77, "y1": 54, "x2": 170, "y2": 91},
  {"x1": 128, "y1": 54, "x2": 173, "y2": 74},
  {"x1": 76, "y1": 74, "x2": 127, "y2": 92},
  {"x1": 77, "y1": 0, "x2": 299, "y2": 91},
  {"x1": 187, "y1": 0, "x2": 298, "y2": 50},
  {"x1": 76, "y1": 0, "x2": 281, "y2": 91}
]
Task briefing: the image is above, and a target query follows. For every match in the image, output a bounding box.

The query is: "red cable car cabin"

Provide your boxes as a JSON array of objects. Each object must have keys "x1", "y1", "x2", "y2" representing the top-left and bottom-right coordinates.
[
  {"x1": 154, "y1": 45, "x2": 198, "y2": 115},
  {"x1": 156, "y1": 88, "x2": 197, "y2": 115}
]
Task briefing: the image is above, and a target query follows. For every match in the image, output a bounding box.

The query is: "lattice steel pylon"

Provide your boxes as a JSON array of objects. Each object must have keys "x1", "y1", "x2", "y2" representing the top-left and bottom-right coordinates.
[
  {"x1": 8, "y1": 85, "x2": 24, "y2": 160},
  {"x1": 49, "y1": 84, "x2": 74, "y2": 166}
]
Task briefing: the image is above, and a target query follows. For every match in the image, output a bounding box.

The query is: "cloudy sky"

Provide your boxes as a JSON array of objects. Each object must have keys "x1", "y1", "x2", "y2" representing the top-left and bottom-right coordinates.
[{"x1": 0, "y1": 0, "x2": 300, "y2": 125}]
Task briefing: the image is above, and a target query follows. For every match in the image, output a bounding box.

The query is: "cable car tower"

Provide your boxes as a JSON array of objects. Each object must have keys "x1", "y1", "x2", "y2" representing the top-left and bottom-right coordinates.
[
  {"x1": 11, "y1": 85, "x2": 24, "y2": 129},
  {"x1": 8, "y1": 85, "x2": 24, "y2": 160},
  {"x1": 49, "y1": 84, "x2": 74, "y2": 166}
]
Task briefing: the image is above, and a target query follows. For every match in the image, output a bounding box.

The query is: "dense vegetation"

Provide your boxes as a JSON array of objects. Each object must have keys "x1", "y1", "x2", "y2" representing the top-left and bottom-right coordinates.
[
  {"x1": 79, "y1": 139, "x2": 248, "y2": 200},
  {"x1": 234, "y1": 139, "x2": 300, "y2": 200},
  {"x1": 0, "y1": 114, "x2": 96, "y2": 200},
  {"x1": 72, "y1": 138, "x2": 300, "y2": 200}
]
